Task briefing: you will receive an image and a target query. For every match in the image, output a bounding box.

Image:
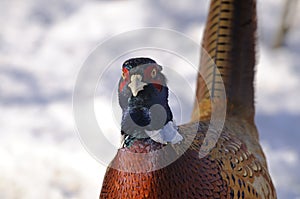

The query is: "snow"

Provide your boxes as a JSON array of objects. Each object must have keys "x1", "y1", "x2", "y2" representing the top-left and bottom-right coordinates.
[{"x1": 0, "y1": 0, "x2": 299, "y2": 198}]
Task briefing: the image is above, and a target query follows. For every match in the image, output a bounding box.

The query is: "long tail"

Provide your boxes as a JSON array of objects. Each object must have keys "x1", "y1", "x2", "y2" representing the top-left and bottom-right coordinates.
[{"x1": 192, "y1": 0, "x2": 257, "y2": 123}]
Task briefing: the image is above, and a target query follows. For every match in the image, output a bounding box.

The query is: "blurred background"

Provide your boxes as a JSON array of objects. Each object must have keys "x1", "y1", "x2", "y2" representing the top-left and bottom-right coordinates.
[{"x1": 0, "y1": 0, "x2": 300, "y2": 198}]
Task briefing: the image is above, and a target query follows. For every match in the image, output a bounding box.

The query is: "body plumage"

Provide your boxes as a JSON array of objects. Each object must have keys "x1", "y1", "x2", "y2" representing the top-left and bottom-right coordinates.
[{"x1": 100, "y1": 0, "x2": 277, "y2": 198}]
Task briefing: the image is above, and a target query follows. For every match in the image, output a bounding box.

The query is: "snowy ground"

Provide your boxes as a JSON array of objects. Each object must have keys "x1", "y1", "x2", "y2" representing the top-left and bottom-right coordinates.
[{"x1": 0, "y1": 0, "x2": 300, "y2": 198}]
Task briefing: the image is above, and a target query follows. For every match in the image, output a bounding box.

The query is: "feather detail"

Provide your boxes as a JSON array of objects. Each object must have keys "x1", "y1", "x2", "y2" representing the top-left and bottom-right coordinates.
[
  {"x1": 192, "y1": 0, "x2": 257, "y2": 123},
  {"x1": 145, "y1": 121, "x2": 183, "y2": 144}
]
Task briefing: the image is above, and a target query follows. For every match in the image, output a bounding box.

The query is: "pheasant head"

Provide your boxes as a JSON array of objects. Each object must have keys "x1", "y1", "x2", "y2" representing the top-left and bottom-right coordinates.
[{"x1": 118, "y1": 57, "x2": 183, "y2": 147}]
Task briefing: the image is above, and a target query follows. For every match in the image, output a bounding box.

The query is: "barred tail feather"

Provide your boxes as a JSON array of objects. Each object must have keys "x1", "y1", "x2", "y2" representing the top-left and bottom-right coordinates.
[{"x1": 192, "y1": 0, "x2": 257, "y2": 123}]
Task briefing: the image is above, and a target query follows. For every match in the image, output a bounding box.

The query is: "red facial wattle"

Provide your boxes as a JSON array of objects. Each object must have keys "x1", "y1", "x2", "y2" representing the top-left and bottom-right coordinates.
[
  {"x1": 119, "y1": 65, "x2": 163, "y2": 92},
  {"x1": 119, "y1": 68, "x2": 129, "y2": 92}
]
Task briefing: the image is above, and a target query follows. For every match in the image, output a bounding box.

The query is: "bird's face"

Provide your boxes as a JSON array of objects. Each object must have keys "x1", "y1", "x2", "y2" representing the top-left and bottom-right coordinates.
[
  {"x1": 118, "y1": 58, "x2": 173, "y2": 137},
  {"x1": 118, "y1": 63, "x2": 166, "y2": 108}
]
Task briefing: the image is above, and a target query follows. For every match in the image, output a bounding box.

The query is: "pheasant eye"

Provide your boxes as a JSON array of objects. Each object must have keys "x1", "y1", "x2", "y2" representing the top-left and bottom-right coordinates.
[
  {"x1": 121, "y1": 71, "x2": 126, "y2": 80},
  {"x1": 151, "y1": 68, "x2": 157, "y2": 78},
  {"x1": 121, "y1": 68, "x2": 129, "y2": 80}
]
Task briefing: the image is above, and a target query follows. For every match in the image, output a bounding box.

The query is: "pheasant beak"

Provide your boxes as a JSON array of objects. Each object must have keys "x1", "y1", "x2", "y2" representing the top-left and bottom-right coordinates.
[{"x1": 128, "y1": 74, "x2": 147, "y2": 97}]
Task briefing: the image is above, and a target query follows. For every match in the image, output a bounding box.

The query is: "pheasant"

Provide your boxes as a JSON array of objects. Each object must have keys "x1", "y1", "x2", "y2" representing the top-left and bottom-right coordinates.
[{"x1": 100, "y1": 0, "x2": 277, "y2": 198}]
